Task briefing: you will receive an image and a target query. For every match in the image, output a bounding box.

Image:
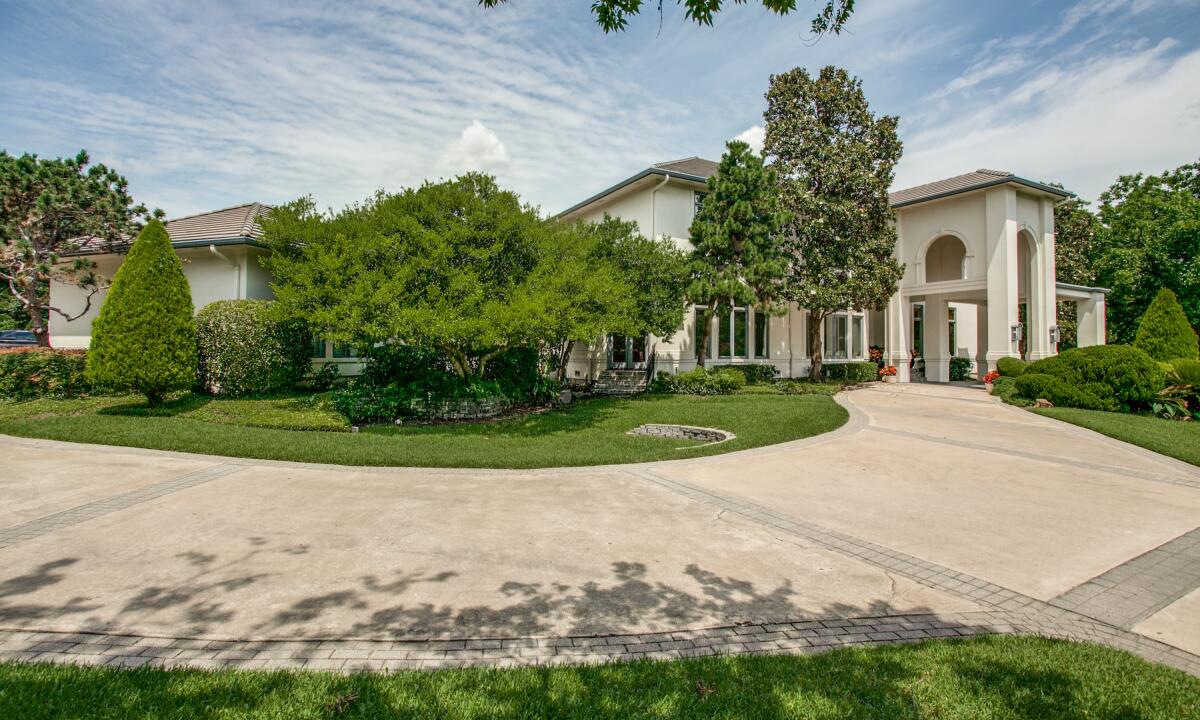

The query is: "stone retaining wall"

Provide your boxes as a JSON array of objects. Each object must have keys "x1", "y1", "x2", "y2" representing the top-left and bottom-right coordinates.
[{"x1": 628, "y1": 424, "x2": 734, "y2": 444}]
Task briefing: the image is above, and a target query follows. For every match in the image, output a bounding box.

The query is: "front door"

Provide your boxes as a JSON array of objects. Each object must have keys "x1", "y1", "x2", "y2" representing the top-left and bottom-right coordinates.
[{"x1": 608, "y1": 334, "x2": 647, "y2": 369}]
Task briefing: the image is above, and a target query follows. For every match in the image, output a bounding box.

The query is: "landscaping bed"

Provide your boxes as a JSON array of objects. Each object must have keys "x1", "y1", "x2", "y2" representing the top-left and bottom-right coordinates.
[
  {"x1": 2, "y1": 637, "x2": 1197, "y2": 719},
  {"x1": 0, "y1": 391, "x2": 846, "y2": 468}
]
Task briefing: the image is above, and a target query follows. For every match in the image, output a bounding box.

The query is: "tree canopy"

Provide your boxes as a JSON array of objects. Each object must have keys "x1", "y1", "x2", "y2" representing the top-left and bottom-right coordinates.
[
  {"x1": 86, "y1": 220, "x2": 196, "y2": 406},
  {"x1": 262, "y1": 174, "x2": 688, "y2": 379},
  {"x1": 686, "y1": 140, "x2": 789, "y2": 367},
  {"x1": 0, "y1": 150, "x2": 149, "y2": 345},
  {"x1": 764, "y1": 65, "x2": 904, "y2": 379},
  {"x1": 479, "y1": 0, "x2": 855, "y2": 35}
]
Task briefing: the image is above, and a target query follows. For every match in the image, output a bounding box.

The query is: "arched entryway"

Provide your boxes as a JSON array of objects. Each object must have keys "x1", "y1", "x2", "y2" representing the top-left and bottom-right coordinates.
[
  {"x1": 1017, "y1": 230, "x2": 1038, "y2": 359},
  {"x1": 924, "y1": 235, "x2": 968, "y2": 283}
]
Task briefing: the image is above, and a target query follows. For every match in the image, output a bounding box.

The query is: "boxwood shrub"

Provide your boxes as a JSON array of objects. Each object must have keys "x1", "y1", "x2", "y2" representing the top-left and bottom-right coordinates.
[
  {"x1": 988, "y1": 375, "x2": 1030, "y2": 407},
  {"x1": 720, "y1": 363, "x2": 780, "y2": 384},
  {"x1": 996, "y1": 357, "x2": 1028, "y2": 377},
  {"x1": 822, "y1": 361, "x2": 877, "y2": 384},
  {"x1": 195, "y1": 300, "x2": 311, "y2": 396},
  {"x1": 949, "y1": 356, "x2": 973, "y2": 381},
  {"x1": 1021, "y1": 345, "x2": 1165, "y2": 411},
  {"x1": 651, "y1": 367, "x2": 746, "y2": 395},
  {"x1": 1014, "y1": 373, "x2": 1117, "y2": 411},
  {"x1": 0, "y1": 348, "x2": 90, "y2": 399}
]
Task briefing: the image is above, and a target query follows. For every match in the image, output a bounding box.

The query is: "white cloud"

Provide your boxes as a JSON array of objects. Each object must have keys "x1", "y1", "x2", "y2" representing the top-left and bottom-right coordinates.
[
  {"x1": 438, "y1": 120, "x2": 509, "y2": 173},
  {"x1": 733, "y1": 124, "x2": 765, "y2": 154}
]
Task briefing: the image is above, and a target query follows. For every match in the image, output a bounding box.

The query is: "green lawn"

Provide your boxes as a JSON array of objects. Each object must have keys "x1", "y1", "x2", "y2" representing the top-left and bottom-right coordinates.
[
  {"x1": 0, "y1": 391, "x2": 846, "y2": 468},
  {"x1": 2, "y1": 637, "x2": 1197, "y2": 719},
  {"x1": 1034, "y1": 407, "x2": 1200, "y2": 467}
]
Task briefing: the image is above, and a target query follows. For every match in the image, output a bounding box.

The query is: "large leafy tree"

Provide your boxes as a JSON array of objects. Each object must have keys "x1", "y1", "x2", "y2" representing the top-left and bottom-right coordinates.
[
  {"x1": 1052, "y1": 193, "x2": 1100, "y2": 349},
  {"x1": 1094, "y1": 160, "x2": 1200, "y2": 344},
  {"x1": 764, "y1": 65, "x2": 904, "y2": 379},
  {"x1": 686, "y1": 140, "x2": 789, "y2": 368},
  {"x1": 479, "y1": 0, "x2": 854, "y2": 35},
  {"x1": 0, "y1": 150, "x2": 149, "y2": 346},
  {"x1": 86, "y1": 220, "x2": 196, "y2": 406}
]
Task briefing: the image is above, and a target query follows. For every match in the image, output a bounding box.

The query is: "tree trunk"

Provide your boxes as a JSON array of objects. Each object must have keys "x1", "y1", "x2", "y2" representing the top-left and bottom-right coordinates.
[
  {"x1": 695, "y1": 308, "x2": 713, "y2": 369},
  {"x1": 23, "y1": 289, "x2": 51, "y2": 347},
  {"x1": 807, "y1": 309, "x2": 824, "y2": 381},
  {"x1": 556, "y1": 340, "x2": 575, "y2": 383}
]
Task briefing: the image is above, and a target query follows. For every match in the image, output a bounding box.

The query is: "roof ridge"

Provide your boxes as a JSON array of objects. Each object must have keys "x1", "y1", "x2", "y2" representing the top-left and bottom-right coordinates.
[
  {"x1": 166, "y1": 201, "x2": 266, "y2": 224},
  {"x1": 653, "y1": 156, "x2": 703, "y2": 167},
  {"x1": 975, "y1": 168, "x2": 1013, "y2": 177}
]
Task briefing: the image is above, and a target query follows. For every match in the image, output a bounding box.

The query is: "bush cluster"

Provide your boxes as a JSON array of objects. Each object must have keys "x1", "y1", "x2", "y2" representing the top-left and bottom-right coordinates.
[
  {"x1": 1133, "y1": 288, "x2": 1198, "y2": 361},
  {"x1": 995, "y1": 357, "x2": 1027, "y2": 377},
  {"x1": 1013, "y1": 373, "x2": 1115, "y2": 411},
  {"x1": 651, "y1": 367, "x2": 746, "y2": 395},
  {"x1": 195, "y1": 300, "x2": 312, "y2": 397},
  {"x1": 719, "y1": 363, "x2": 780, "y2": 384},
  {"x1": 1013, "y1": 345, "x2": 1164, "y2": 411},
  {"x1": 0, "y1": 348, "x2": 90, "y2": 399},
  {"x1": 949, "y1": 356, "x2": 973, "y2": 381},
  {"x1": 988, "y1": 375, "x2": 1029, "y2": 407},
  {"x1": 821, "y1": 361, "x2": 877, "y2": 384}
]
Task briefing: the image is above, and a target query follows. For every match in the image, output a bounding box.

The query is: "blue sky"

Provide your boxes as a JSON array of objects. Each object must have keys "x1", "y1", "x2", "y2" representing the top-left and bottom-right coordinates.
[{"x1": 2, "y1": 0, "x2": 1199, "y2": 218}]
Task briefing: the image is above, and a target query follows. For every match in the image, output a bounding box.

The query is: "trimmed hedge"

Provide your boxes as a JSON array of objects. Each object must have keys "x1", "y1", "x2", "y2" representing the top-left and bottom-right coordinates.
[
  {"x1": 1014, "y1": 373, "x2": 1116, "y2": 411},
  {"x1": 196, "y1": 300, "x2": 311, "y2": 397},
  {"x1": 720, "y1": 363, "x2": 780, "y2": 384},
  {"x1": 652, "y1": 367, "x2": 746, "y2": 395},
  {"x1": 996, "y1": 357, "x2": 1028, "y2": 377},
  {"x1": 1021, "y1": 345, "x2": 1165, "y2": 411},
  {"x1": 0, "y1": 348, "x2": 90, "y2": 399},
  {"x1": 822, "y1": 361, "x2": 877, "y2": 384},
  {"x1": 1134, "y1": 288, "x2": 1199, "y2": 361},
  {"x1": 949, "y1": 356, "x2": 973, "y2": 381}
]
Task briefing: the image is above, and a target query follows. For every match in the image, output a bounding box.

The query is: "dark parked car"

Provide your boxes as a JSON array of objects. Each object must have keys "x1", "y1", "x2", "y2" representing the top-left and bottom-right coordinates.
[{"x1": 0, "y1": 330, "x2": 38, "y2": 347}]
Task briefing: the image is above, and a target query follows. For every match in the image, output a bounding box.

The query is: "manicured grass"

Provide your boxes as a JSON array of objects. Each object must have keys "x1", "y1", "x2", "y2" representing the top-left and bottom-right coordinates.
[
  {"x1": 2, "y1": 637, "x2": 1197, "y2": 719},
  {"x1": 0, "y1": 392, "x2": 846, "y2": 468},
  {"x1": 1034, "y1": 407, "x2": 1200, "y2": 467}
]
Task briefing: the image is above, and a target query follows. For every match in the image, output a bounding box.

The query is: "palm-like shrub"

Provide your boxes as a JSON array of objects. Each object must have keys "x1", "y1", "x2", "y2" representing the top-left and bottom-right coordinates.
[
  {"x1": 1134, "y1": 288, "x2": 1199, "y2": 361},
  {"x1": 196, "y1": 300, "x2": 311, "y2": 396},
  {"x1": 86, "y1": 220, "x2": 195, "y2": 405}
]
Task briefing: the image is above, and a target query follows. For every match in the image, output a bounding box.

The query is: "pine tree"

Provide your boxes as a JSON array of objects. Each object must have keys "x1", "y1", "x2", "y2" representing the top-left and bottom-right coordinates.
[
  {"x1": 764, "y1": 66, "x2": 904, "y2": 380},
  {"x1": 686, "y1": 140, "x2": 789, "y2": 368},
  {"x1": 86, "y1": 219, "x2": 196, "y2": 405},
  {"x1": 1133, "y1": 287, "x2": 1199, "y2": 361}
]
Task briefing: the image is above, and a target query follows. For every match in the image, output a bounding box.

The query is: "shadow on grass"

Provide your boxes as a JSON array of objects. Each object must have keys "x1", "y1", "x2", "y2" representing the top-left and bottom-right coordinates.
[{"x1": 97, "y1": 394, "x2": 213, "y2": 418}]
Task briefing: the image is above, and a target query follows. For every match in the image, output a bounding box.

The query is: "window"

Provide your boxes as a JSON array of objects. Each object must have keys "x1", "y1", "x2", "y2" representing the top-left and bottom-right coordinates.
[
  {"x1": 310, "y1": 337, "x2": 327, "y2": 359},
  {"x1": 912, "y1": 304, "x2": 925, "y2": 358},
  {"x1": 754, "y1": 310, "x2": 769, "y2": 358},
  {"x1": 718, "y1": 311, "x2": 731, "y2": 358},
  {"x1": 715, "y1": 307, "x2": 750, "y2": 359},
  {"x1": 948, "y1": 307, "x2": 957, "y2": 355},
  {"x1": 694, "y1": 191, "x2": 706, "y2": 216},
  {"x1": 331, "y1": 343, "x2": 358, "y2": 359},
  {"x1": 733, "y1": 308, "x2": 747, "y2": 358},
  {"x1": 824, "y1": 311, "x2": 866, "y2": 361}
]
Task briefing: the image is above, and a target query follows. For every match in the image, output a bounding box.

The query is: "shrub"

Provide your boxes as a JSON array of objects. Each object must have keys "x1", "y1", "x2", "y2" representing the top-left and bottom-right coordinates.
[
  {"x1": 361, "y1": 344, "x2": 546, "y2": 401},
  {"x1": 652, "y1": 367, "x2": 746, "y2": 395},
  {"x1": 822, "y1": 361, "x2": 877, "y2": 384},
  {"x1": 949, "y1": 356, "x2": 973, "y2": 381},
  {"x1": 1133, "y1": 288, "x2": 1199, "y2": 361},
  {"x1": 1023, "y1": 345, "x2": 1165, "y2": 411},
  {"x1": 779, "y1": 379, "x2": 841, "y2": 396},
  {"x1": 195, "y1": 300, "x2": 311, "y2": 396},
  {"x1": 1014, "y1": 373, "x2": 1117, "y2": 411},
  {"x1": 1169, "y1": 358, "x2": 1200, "y2": 385},
  {"x1": 996, "y1": 357, "x2": 1027, "y2": 377},
  {"x1": 988, "y1": 375, "x2": 1030, "y2": 407},
  {"x1": 0, "y1": 348, "x2": 90, "y2": 399},
  {"x1": 332, "y1": 376, "x2": 507, "y2": 424},
  {"x1": 86, "y1": 220, "x2": 196, "y2": 406},
  {"x1": 720, "y1": 363, "x2": 780, "y2": 384}
]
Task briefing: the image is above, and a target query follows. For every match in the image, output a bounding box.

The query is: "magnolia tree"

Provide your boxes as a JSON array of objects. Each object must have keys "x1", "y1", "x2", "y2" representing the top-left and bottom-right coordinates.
[
  {"x1": 0, "y1": 150, "x2": 149, "y2": 346},
  {"x1": 262, "y1": 174, "x2": 689, "y2": 380},
  {"x1": 686, "y1": 140, "x2": 789, "y2": 368},
  {"x1": 764, "y1": 65, "x2": 904, "y2": 379}
]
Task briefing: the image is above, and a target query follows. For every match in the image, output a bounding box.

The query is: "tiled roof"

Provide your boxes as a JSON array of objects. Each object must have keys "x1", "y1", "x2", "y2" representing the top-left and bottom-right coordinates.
[
  {"x1": 889, "y1": 169, "x2": 1070, "y2": 207},
  {"x1": 653, "y1": 157, "x2": 720, "y2": 178},
  {"x1": 71, "y1": 202, "x2": 270, "y2": 254}
]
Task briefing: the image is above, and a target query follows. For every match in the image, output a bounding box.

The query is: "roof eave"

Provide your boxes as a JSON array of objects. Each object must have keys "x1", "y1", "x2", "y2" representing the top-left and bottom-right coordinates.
[
  {"x1": 892, "y1": 176, "x2": 1074, "y2": 209},
  {"x1": 554, "y1": 167, "x2": 710, "y2": 220},
  {"x1": 63, "y1": 235, "x2": 265, "y2": 257}
]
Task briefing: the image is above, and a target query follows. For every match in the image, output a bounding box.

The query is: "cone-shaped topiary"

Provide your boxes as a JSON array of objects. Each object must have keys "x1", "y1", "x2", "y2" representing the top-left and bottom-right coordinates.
[
  {"x1": 1133, "y1": 288, "x2": 1199, "y2": 361},
  {"x1": 86, "y1": 219, "x2": 196, "y2": 405}
]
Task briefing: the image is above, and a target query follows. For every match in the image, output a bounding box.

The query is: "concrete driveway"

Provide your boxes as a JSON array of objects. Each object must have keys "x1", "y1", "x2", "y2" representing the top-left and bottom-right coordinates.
[{"x1": 1, "y1": 383, "x2": 1198, "y2": 673}]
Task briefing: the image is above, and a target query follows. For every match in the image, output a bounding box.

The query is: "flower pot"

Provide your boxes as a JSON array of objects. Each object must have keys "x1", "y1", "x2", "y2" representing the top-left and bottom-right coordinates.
[
  {"x1": 882, "y1": 376, "x2": 897, "y2": 384},
  {"x1": 985, "y1": 382, "x2": 993, "y2": 392}
]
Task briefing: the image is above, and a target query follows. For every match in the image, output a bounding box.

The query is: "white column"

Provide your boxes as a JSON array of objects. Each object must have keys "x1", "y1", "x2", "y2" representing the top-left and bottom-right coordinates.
[
  {"x1": 925, "y1": 295, "x2": 950, "y2": 382},
  {"x1": 1076, "y1": 294, "x2": 1107, "y2": 347},
  {"x1": 1028, "y1": 198, "x2": 1057, "y2": 360},
  {"x1": 985, "y1": 187, "x2": 1020, "y2": 366},
  {"x1": 975, "y1": 303, "x2": 990, "y2": 376},
  {"x1": 885, "y1": 292, "x2": 911, "y2": 382}
]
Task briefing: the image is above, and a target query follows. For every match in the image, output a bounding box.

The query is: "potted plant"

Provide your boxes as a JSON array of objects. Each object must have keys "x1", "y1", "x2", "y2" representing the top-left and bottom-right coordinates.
[
  {"x1": 878, "y1": 365, "x2": 898, "y2": 383},
  {"x1": 983, "y1": 370, "x2": 1000, "y2": 391}
]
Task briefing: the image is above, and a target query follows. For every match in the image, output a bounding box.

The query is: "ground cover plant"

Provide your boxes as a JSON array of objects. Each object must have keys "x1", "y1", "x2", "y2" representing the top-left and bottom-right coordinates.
[
  {"x1": 0, "y1": 391, "x2": 846, "y2": 468},
  {"x1": 2, "y1": 637, "x2": 1198, "y2": 719}
]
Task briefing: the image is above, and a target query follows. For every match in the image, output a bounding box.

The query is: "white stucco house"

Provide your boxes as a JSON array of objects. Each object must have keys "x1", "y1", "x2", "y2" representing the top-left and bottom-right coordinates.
[
  {"x1": 558, "y1": 158, "x2": 1109, "y2": 383},
  {"x1": 49, "y1": 159, "x2": 1109, "y2": 384}
]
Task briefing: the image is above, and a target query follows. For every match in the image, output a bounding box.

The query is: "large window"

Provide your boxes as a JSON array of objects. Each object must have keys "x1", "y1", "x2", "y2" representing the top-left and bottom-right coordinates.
[
  {"x1": 310, "y1": 337, "x2": 327, "y2": 359},
  {"x1": 824, "y1": 311, "x2": 866, "y2": 361},
  {"x1": 912, "y1": 304, "x2": 925, "y2": 358},
  {"x1": 694, "y1": 191, "x2": 706, "y2": 216},
  {"x1": 331, "y1": 343, "x2": 358, "y2": 359},
  {"x1": 754, "y1": 310, "x2": 769, "y2": 358}
]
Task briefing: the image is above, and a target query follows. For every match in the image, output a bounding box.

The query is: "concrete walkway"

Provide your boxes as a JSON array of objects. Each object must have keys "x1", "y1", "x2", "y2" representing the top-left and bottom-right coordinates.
[{"x1": 1, "y1": 384, "x2": 1198, "y2": 673}]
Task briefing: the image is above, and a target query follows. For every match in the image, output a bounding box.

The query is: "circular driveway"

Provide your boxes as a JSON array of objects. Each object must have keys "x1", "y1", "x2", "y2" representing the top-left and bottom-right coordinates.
[{"x1": 1, "y1": 384, "x2": 1198, "y2": 673}]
